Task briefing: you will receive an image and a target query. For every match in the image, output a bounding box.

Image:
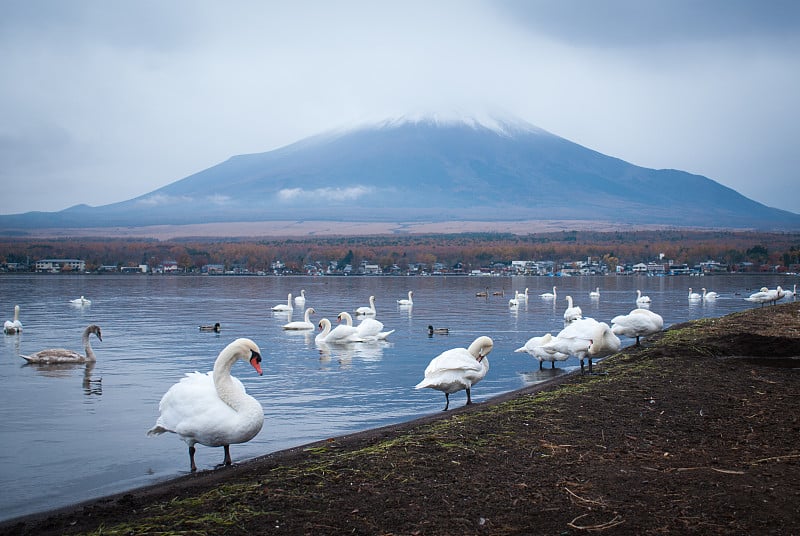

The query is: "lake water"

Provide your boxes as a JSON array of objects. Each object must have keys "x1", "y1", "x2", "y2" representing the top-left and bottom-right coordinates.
[{"x1": 0, "y1": 273, "x2": 796, "y2": 521}]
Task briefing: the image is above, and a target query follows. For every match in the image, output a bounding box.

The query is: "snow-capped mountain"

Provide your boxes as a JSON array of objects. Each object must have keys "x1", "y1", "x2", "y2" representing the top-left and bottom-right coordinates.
[{"x1": 2, "y1": 116, "x2": 799, "y2": 230}]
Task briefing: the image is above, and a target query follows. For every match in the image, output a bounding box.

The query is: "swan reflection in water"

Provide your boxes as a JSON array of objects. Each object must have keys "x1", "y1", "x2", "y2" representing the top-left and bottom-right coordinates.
[{"x1": 22, "y1": 361, "x2": 103, "y2": 396}]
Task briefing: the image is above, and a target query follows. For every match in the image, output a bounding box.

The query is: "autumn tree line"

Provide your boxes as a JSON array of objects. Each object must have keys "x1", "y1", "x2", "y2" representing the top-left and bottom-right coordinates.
[{"x1": 1, "y1": 230, "x2": 799, "y2": 274}]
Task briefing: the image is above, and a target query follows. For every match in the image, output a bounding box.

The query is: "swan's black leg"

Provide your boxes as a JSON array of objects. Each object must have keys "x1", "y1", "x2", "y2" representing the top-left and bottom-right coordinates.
[
  {"x1": 466, "y1": 387, "x2": 472, "y2": 405},
  {"x1": 222, "y1": 445, "x2": 232, "y2": 466},
  {"x1": 539, "y1": 361, "x2": 543, "y2": 370},
  {"x1": 443, "y1": 393, "x2": 450, "y2": 411},
  {"x1": 551, "y1": 361, "x2": 555, "y2": 369},
  {"x1": 580, "y1": 359, "x2": 585, "y2": 374},
  {"x1": 635, "y1": 336, "x2": 641, "y2": 346},
  {"x1": 588, "y1": 358, "x2": 593, "y2": 373},
  {"x1": 189, "y1": 446, "x2": 197, "y2": 472}
]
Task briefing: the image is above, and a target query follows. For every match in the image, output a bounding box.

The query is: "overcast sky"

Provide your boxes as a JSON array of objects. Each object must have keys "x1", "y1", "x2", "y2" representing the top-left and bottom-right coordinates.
[{"x1": 1, "y1": 0, "x2": 799, "y2": 216}]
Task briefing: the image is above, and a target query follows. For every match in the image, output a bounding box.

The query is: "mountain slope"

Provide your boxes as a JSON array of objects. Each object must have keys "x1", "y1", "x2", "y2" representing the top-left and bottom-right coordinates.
[{"x1": 2, "y1": 117, "x2": 799, "y2": 230}]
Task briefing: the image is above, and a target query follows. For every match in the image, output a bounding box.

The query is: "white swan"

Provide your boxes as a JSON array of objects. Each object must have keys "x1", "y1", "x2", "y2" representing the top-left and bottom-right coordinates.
[
  {"x1": 515, "y1": 288, "x2": 529, "y2": 301},
  {"x1": 294, "y1": 290, "x2": 306, "y2": 308},
  {"x1": 515, "y1": 333, "x2": 568, "y2": 370},
  {"x1": 147, "y1": 338, "x2": 264, "y2": 472},
  {"x1": 688, "y1": 288, "x2": 701, "y2": 300},
  {"x1": 282, "y1": 307, "x2": 316, "y2": 330},
  {"x1": 3, "y1": 304, "x2": 22, "y2": 334},
  {"x1": 543, "y1": 318, "x2": 620, "y2": 373},
  {"x1": 316, "y1": 318, "x2": 363, "y2": 344},
  {"x1": 397, "y1": 290, "x2": 414, "y2": 306},
  {"x1": 338, "y1": 311, "x2": 394, "y2": 340},
  {"x1": 509, "y1": 291, "x2": 520, "y2": 308},
  {"x1": 540, "y1": 286, "x2": 557, "y2": 299},
  {"x1": 745, "y1": 287, "x2": 774, "y2": 306},
  {"x1": 563, "y1": 295, "x2": 582, "y2": 323},
  {"x1": 415, "y1": 336, "x2": 493, "y2": 411},
  {"x1": 20, "y1": 324, "x2": 102, "y2": 364},
  {"x1": 589, "y1": 287, "x2": 600, "y2": 299},
  {"x1": 701, "y1": 288, "x2": 718, "y2": 300},
  {"x1": 783, "y1": 284, "x2": 796, "y2": 300},
  {"x1": 636, "y1": 289, "x2": 651, "y2": 305},
  {"x1": 611, "y1": 308, "x2": 664, "y2": 346},
  {"x1": 70, "y1": 295, "x2": 91, "y2": 306},
  {"x1": 272, "y1": 293, "x2": 293, "y2": 312},
  {"x1": 355, "y1": 295, "x2": 377, "y2": 316}
]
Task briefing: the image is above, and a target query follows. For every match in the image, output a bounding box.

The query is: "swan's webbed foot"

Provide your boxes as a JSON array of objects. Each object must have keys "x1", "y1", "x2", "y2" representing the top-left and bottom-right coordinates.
[{"x1": 219, "y1": 445, "x2": 233, "y2": 467}]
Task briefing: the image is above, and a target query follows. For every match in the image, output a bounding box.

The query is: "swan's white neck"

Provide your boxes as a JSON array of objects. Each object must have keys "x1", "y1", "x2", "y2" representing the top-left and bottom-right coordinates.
[
  {"x1": 213, "y1": 347, "x2": 249, "y2": 411},
  {"x1": 82, "y1": 330, "x2": 97, "y2": 362},
  {"x1": 340, "y1": 312, "x2": 354, "y2": 326}
]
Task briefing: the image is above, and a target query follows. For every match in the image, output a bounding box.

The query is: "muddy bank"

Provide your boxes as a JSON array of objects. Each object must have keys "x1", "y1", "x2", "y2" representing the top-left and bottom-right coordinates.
[{"x1": 4, "y1": 302, "x2": 800, "y2": 535}]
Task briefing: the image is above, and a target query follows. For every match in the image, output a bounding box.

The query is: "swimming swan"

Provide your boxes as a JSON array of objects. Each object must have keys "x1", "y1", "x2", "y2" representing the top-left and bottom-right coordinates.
[
  {"x1": 397, "y1": 291, "x2": 414, "y2": 306},
  {"x1": 415, "y1": 336, "x2": 493, "y2": 411},
  {"x1": 355, "y1": 295, "x2": 377, "y2": 316},
  {"x1": 701, "y1": 288, "x2": 719, "y2": 300},
  {"x1": 272, "y1": 293, "x2": 293, "y2": 312},
  {"x1": 540, "y1": 286, "x2": 557, "y2": 299},
  {"x1": 70, "y1": 295, "x2": 91, "y2": 306},
  {"x1": 3, "y1": 305, "x2": 22, "y2": 334},
  {"x1": 688, "y1": 288, "x2": 701, "y2": 300},
  {"x1": 147, "y1": 338, "x2": 264, "y2": 472},
  {"x1": 294, "y1": 290, "x2": 306, "y2": 308},
  {"x1": 589, "y1": 288, "x2": 600, "y2": 299},
  {"x1": 283, "y1": 307, "x2": 316, "y2": 330},
  {"x1": 316, "y1": 318, "x2": 364, "y2": 344},
  {"x1": 636, "y1": 289, "x2": 651, "y2": 305},
  {"x1": 563, "y1": 295, "x2": 583, "y2": 323},
  {"x1": 20, "y1": 324, "x2": 102, "y2": 364},
  {"x1": 338, "y1": 311, "x2": 394, "y2": 340}
]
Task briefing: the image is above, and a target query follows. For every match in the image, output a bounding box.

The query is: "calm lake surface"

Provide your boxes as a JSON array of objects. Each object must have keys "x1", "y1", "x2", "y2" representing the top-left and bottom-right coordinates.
[{"x1": 0, "y1": 273, "x2": 796, "y2": 521}]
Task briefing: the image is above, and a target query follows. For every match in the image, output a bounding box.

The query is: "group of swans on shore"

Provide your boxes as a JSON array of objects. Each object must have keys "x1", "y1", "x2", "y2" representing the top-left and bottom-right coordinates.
[
  {"x1": 515, "y1": 316, "x2": 625, "y2": 374},
  {"x1": 745, "y1": 285, "x2": 793, "y2": 306},
  {"x1": 688, "y1": 288, "x2": 719, "y2": 301}
]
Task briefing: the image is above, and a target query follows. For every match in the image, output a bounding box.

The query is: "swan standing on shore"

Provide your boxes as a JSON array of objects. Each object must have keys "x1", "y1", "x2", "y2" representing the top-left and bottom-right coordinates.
[
  {"x1": 415, "y1": 336, "x2": 493, "y2": 411},
  {"x1": 20, "y1": 324, "x2": 102, "y2": 363},
  {"x1": 542, "y1": 318, "x2": 619, "y2": 373},
  {"x1": 272, "y1": 293, "x2": 293, "y2": 312},
  {"x1": 3, "y1": 305, "x2": 22, "y2": 334},
  {"x1": 397, "y1": 291, "x2": 414, "y2": 306},
  {"x1": 611, "y1": 308, "x2": 664, "y2": 346},
  {"x1": 563, "y1": 295, "x2": 582, "y2": 323},
  {"x1": 783, "y1": 284, "x2": 796, "y2": 300},
  {"x1": 355, "y1": 295, "x2": 377, "y2": 316},
  {"x1": 515, "y1": 333, "x2": 568, "y2": 370},
  {"x1": 147, "y1": 338, "x2": 264, "y2": 472},
  {"x1": 294, "y1": 290, "x2": 306, "y2": 308},
  {"x1": 282, "y1": 307, "x2": 316, "y2": 330}
]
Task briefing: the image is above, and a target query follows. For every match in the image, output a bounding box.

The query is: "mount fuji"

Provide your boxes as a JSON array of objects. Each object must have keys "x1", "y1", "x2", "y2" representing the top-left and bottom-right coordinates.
[{"x1": 2, "y1": 116, "x2": 799, "y2": 231}]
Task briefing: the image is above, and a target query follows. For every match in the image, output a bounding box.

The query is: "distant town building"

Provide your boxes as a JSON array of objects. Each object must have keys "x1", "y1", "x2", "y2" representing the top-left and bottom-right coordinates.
[{"x1": 34, "y1": 258, "x2": 86, "y2": 273}]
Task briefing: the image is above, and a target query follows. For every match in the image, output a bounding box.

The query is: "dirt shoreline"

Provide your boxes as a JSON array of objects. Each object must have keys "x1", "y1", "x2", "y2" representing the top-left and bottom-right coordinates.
[{"x1": 3, "y1": 302, "x2": 800, "y2": 535}]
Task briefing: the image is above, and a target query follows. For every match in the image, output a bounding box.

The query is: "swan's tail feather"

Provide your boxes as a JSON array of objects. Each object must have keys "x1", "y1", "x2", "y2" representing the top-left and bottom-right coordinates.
[
  {"x1": 513, "y1": 346, "x2": 527, "y2": 353},
  {"x1": 147, "y1": 425, "x2": 168, "y2": 437},
  {"x1": 415, "y1": 379, "x2": 432, "y2": 390}
]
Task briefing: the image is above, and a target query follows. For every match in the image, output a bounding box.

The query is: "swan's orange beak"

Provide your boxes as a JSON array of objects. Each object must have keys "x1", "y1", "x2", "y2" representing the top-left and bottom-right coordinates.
[{"x1": 250, "y1": 353, "x2": 263, "y2": 375}]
